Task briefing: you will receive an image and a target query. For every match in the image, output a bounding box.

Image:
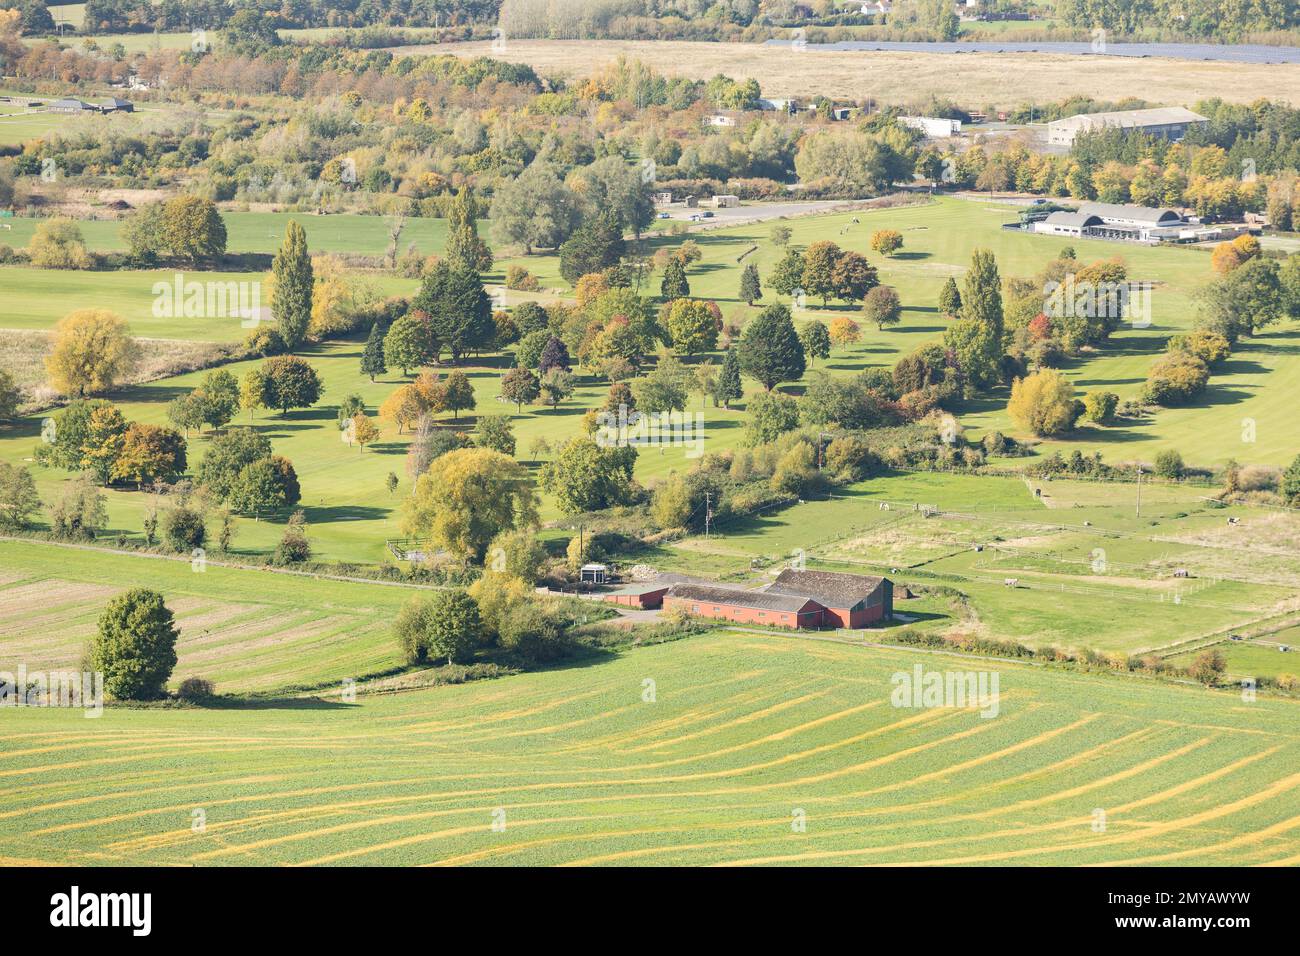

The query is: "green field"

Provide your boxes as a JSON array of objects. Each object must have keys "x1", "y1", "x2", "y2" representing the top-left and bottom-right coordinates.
[
  {"x1": 10, "y1": 196, "x2": 1292, "y2": 471},
  {"x1": 0, "y1": 90, "x2": 196, "y2": 146},
  {"x1": 0, "y1": 212, "x2": 451, "y2": 259},
  {"x1": 495, "y1": 197, "x2": 1299, "y2": 468},
  {"x1": 1, "y1": 626, "x2": 1297, "y2": 866},
  {"x1": 0, "y1": 538, "x2": 415, "y2": 693},
  {"x1": 1169, "y1": 634, "x2": 1300, "y2": 681}
]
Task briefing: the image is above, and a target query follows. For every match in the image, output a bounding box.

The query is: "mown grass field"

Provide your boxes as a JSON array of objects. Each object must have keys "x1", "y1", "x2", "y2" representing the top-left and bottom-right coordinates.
[
  {"x1": 1, "y1": 629, "x2": 1297, "y2": 866},
  {"x1": 0, "y1": 538, "x2": 413, "y2": 693},
  {"x1": 10, "y1": 196, "x2": 1292, "y2": 465},
  {"x1": 0, "y1": 213, "x2": 451, "y2": 259}
]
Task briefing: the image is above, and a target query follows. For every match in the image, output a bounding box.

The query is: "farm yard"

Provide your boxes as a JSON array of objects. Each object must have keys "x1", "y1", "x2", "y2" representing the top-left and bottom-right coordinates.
[{"x1": 2, "y1": 630, "x2": 1298, "y2": 866}]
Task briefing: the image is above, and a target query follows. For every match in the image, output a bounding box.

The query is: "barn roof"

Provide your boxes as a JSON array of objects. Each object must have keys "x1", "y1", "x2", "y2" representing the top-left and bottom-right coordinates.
[
  {"x1": 766, "y1": 569, "x2": 888, "y2": 608},
  {"x1": 606, "y1": 572, "x2": 714, "y2": 596},
  {"x1": 667, "y1": 583, "x2": 819, "y2": 613}
]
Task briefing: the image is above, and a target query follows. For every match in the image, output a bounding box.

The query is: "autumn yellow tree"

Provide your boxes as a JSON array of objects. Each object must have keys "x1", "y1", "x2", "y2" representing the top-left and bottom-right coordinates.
[
  {"x1": 28, "y1": 219, "x2": 92, "y2": 270},
  {"x1": 828, "y1": 316, "x2": 861, "y2": 348},
  {"x1": 379, "y1": 384, "x2": 427, "y2": 434},
  {"x1": 401, "y1": 447, "x2": 539, "y2": 562},
  {"x1": 46, "y1": 310, "x2": 135, "y2": 397},
  {"x1": 349, "y1": 412, "x2": 380, "y2": 452},
  {"x1": 412, "y1": 370, "x2": 448, "y2": 413},
  {"x1": 309, "y1": 255, "x2": 369, "y2": 338},
  {"x1": 1007, "y1": 370, "x2": 1080, "y2": 437}
]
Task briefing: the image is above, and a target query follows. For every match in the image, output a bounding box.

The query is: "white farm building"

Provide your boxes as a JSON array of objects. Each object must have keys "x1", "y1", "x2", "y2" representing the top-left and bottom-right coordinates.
[
  {"x1": 900, "y1": 116, "x2": 962, "y2": 138},
  {"x1": 1032, "y1": 203, "x2": 1189, "y2": 242},
  {"x1": 1047, "y1": 107, "x2": 1208, "y2": 148}
]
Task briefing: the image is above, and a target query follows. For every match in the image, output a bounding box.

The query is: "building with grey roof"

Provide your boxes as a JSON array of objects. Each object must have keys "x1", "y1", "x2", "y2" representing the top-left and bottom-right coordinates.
[
  {"x1": 1047, "y1": 107, "x2": 1207, "y2": 147},
  {"x1": 1031, "y1": 203, "x2": 1193, "y2": 242}
]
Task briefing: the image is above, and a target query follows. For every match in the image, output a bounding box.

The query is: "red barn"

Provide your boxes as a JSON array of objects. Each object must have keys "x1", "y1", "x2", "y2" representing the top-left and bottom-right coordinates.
[
  {"x1": 765, "y1": 569, "x2": 893, "y2": 628},
  {"x1": 663, "y1": 584, "x2": 825, "y2": 630},
  {"x1": 603, "y1": 573, "x2": 716, "y2": 609}
]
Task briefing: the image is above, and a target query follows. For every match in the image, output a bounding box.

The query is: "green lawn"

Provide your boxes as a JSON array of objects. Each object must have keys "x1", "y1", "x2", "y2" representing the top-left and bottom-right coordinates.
[
  {"x1": 0, "y1": 90, "x2": 197, "y2": 146},
  {"x1": 1, "y1": 628, "x2": 1296, "y2": 865},
  {"x1": 1168, "y1": 632, "x2": 1300, "y2": 681}
]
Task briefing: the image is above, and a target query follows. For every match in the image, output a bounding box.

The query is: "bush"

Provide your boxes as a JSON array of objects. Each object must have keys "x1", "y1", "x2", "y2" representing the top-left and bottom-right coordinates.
[
  {"x1": 1006, "y1": 370, "x2": 1079, "y2": 437},
  {"x1": 1153, "y1": 449, "x2": 1185, "y2": 480},
  {"x1": 1188, "y1": 648, "x2": 1226, "y2": 685},
  {"x1": 272, "y1": 510, "x2": 311, "y2": 565},
  {"x1": 1236, "y1": 464, "x2": 1280, "y2": 493},
  {"x1": 1081, "y1": 390, "x2": 1118, "y2": 424},
  {"x1": 177, "y1": 676, "x2": 215, "y2": 700},
  {"x1": 498, "y1": 600, "x2": 568, "y2": 662},
  {"x1": 162, "y1": 506, "x2": 206, "y2": 553},
  {"x1": 505, "y1": 265, "x2": 539, "y2": 291},
  {"x1": 1167, "y1": 330, "x2": 1230, "y2": 369},
  {"x1": 1142, "y1": 353, "x2": 1209, "y2": 406}
]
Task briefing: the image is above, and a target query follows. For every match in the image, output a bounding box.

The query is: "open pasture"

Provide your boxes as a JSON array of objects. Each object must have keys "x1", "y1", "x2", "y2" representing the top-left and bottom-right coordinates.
[
  {"x1": 0, "y1": 539, "x2": 414, "y2": 693},
  {"x1": 660, "y1": 472, "x2": 1297, "y2": 655},
  {"x1": 1, "y1": 631, "x2": 1297, "y2": 866},
  {"x1": 0, "y1": 213, "x2": 450, "y2": 259}
]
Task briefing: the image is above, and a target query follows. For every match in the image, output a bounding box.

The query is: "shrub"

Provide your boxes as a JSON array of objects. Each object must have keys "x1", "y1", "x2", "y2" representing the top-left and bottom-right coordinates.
[
  {"x1": 1142, "y1": 353, "x2": 1209, "y2": 406},
  {"x1": 272, "y1": 510, "x2": 311, "y2": 565},
  {"x1": 1188, "y1": 648, "x2": 1226, "y2": 685},
  {"x1": 1006, "y1": 370, "x2": 1079, "y2": 437},
  {"x1": 177, "y1": 676, "x2": 215, "y2": 700},
  {"x1": 1167, "y1": 329, "x2": 1230, "y2": 369},
  {"x1": 162, "y1": 506, "x2": 206, "y2": 553},
  {"x1": 1236, "y1": 464, "x2": 1280, "y2": 493},
  {"x1": 505, "y1": 265, "x2": 539, "y2": 291},
  {"x1": 1153, "y1": 449, "x2": 1185, "y2": 479},
  {"x1": 1081, "y1": 390, "x2": 1118, "y2": 424}
]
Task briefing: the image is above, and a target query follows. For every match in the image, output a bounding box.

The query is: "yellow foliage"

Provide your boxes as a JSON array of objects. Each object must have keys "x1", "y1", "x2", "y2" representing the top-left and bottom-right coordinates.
[{"x1": 45, "y1": 309, "x2": 135, "y2": 397}]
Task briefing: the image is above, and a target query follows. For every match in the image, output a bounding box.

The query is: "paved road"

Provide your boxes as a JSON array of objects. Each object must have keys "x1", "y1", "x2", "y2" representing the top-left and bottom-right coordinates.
[{"x1": 763, "y1": 39, "x2": 1300, "y2": 64}]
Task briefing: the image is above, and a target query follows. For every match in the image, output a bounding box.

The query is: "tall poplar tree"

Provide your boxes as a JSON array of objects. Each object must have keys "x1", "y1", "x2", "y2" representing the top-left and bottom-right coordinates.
[{"x1": 272, "y1": 220, "x2": 313, "y2": 352}]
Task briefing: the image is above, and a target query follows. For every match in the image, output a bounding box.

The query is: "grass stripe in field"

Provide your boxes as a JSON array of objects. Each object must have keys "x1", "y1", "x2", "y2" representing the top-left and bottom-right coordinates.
[
  {"x1": 86, "y1": 708, "x2": 982, "y2": 862},
  {"x1": 3, "y1": 633, "x2": 1298, "y2": 865}
]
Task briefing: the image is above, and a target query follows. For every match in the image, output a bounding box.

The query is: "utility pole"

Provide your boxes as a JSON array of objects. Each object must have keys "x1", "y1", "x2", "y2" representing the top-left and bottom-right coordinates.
[
  {"x1": 704, "y1": 492, "x2": 711, "y2": 538},
  {"x1": 1135, "y1": 466, "x2": 1142, "y2": 516}
]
